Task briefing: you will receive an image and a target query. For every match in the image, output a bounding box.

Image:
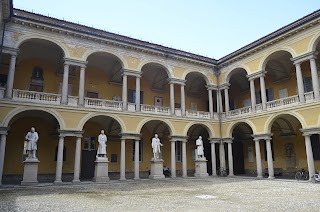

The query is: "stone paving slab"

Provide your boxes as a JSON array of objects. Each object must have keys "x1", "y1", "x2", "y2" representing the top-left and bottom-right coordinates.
[{"x1": 0, "y1": 177, "x2": 319, "y2": 212}]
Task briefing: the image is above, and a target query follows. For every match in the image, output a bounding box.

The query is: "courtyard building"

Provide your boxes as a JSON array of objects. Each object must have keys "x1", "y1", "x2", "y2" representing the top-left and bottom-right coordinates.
[{"x1": 0, "y1": 0, "x2": 320, "y2": 184}]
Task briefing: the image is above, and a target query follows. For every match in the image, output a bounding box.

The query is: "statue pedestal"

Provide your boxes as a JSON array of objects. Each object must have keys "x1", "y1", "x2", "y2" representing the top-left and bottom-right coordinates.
[
  {"x1": 149, "y1": 158, "x2": 165, "y2": 179},
  {"x1": 21, "y1": 158, "x2": 39, "y2": 186},
  {"x1": 93, "y1": 157, "x2": 110, "y2": 183},
  {"x1": 194, "y1": 158, "x2": 208, "y2": 178}
]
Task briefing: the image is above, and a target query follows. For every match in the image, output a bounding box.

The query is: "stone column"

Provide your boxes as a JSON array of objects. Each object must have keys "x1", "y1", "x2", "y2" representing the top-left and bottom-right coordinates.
[
  {"x1": 210, "y1": 140, "x2": 217, "y2": 176},
  {"x1": 54, "y1": 136, "x2": 65, "y2": 184},
  {"x1": 219, "y1": 142, "x2": 226, "y2": 169},
  {"x1": 294, "y1": 63, "x2": 305, "y2": 102},
  {"x1": 224, "y1": 87, "x2": 230, "y2": 114},
  {"x1": 120, "y1": 139, "x2": 126, "y2": 180},
  {"x1": 304, "y1": 134, "x2": 315, "y2": 179},
  {"x1": 5, "y1": 54, "x2": 17, "y2": 98},
  {"x1": 181, "y1": 84, "x2": 186, "y2": 116},
  {"x1": 72, "y1": 136, "x2": 82, "y2": 183},
  {"x1": 254, "y1": 139, "x2": 263, "y2": 178},
  {"x1": 61, "y1": 63, "x2": 70, "y2": 104},
  {"x1": 219, "y1": 89, "x2": 223, "y2": 113},
  {"x1": 207, "y1": 88, "x2": 214, "y2": 118},
  {"x1": 170, "y1": 140, "x2": 176, "y2": 178},
  {"x1": 122, "y1": 74, "x2": 128, "y2": 110},
  {"x1": 182, "y1": 140, "x2": 187, "y2": 178},
  {"x1": 226, "y1": 140, "x2": 234, "y2": 176},
  {"x1": 216, "y1": 90, "x2": 220, "y2": 113},
  {"x1": 260, "y1": 75, "x2": 267, "y2": 110},
  {"x1": 169, "y1": 82, "x2": 175, "y2": 115},
  {"x1": 135, "y1": 76, "x2": 141, "y2": 112},
  {"x1": 0, "y1": 130, "x2": 8, "y2": 185},
  {"x1": 265, "y1": 138, "x2": 274, "y2": 179},
  {"x1": 78, "y1": 66, "x2": 86, "y2": 106},
  {"x1": 134, "y1": 139, "x2": 140, "y2": 180},
  {"x1": 310, "y1": 57, "x2": 320, "y2": 99},
  {"x1": 249, "y1": 79, "x2": 256, "y2": 111}
]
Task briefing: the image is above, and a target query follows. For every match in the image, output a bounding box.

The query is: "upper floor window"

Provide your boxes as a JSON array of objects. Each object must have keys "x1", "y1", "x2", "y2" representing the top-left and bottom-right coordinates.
[
  {"x1": 0, "y1": 74, "x2": 7, "y2": 87},
  {"x1": 266, "y1": 88, "x2": 274, "y2": 101},
  {"x1": 87, "y1": 91, "x2": 99, "y2": 99},
  {"x1": 83, "y1": 136, "x2": 96, "y2": 151},
  {"x1": 304, "y1": 76, "x2": 313, "y2": 92},
  {"x1": 128, "y1": 89, "x2": 143, "y2": 104}
]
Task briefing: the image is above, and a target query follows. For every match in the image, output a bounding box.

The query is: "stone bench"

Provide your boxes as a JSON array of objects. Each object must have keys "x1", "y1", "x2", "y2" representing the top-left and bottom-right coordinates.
[{"x1": 265, "y1": 168, "x2": 283, "y2": 176}]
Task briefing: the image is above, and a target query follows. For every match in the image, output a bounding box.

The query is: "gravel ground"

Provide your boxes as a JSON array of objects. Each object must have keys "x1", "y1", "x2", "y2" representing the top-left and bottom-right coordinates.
[{"x1": 0, "y1": 177, "x2": 319, "y2": 212}]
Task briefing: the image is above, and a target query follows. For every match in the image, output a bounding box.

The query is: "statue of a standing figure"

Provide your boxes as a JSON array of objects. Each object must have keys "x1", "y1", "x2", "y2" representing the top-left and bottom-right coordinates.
[
  {"x1": 97, "y1": 130, "x2": 107, "y2": 158},
  {"x1": 25, "y1": 127, "x2": 39, "y2": 159},
  {"x1": 151, "y1": 134, "x2": 163, "y2": 159},
  {"x1": 195, "y1": 136, "x2": 204, "y2": 159}
]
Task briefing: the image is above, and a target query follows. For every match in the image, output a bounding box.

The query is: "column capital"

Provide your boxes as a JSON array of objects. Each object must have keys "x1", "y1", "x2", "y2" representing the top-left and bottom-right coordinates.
[
  {"x1": 206, "y1": 84, "x2": 218, "y2": 90},
  {"x1": 223, "y1": 137, "x2": 233, "y2": 143},
  {"x1": 2, "y1": 46, "x2": 19, "y2": 56},
  {"x1": 219, "y1": 83, "x2": 230, "y2": 90},
  {"x1": 300, "y1": 127, "x2": 320, "y2": 136},
  {"x1": 252, "y1": 133, "x2": 273, "y2": 141},
  {"x1": 0, "y1": 127, "x2": 10, "y2": 135},
  {"x1": 247, "y1": 70, "x2": 267, "y2": 81},
  {"x1": 58, "y1": 130, "x2": 83, "y2": 137},
  {"x1": 169, "y1": 135, "x2": 188, "y2": 142},
  {"x1": 64, "y1": 58, "x2": 87, "y2": 68},
  {"x1": 208, "y1": 137, "x2": 220, "y2": 143},
  {"x1": 167, "y1": 78, "x2": 186, "y2": 86},
  {"x1": 122, "y1": 69, "x2": 142, "y2": 77},
  {"x1": 291, "y1": 51, "x2": 318, "y2": 65},
  {"x1": 119, "y1": 133, "x2": 141, "y2": 140}
]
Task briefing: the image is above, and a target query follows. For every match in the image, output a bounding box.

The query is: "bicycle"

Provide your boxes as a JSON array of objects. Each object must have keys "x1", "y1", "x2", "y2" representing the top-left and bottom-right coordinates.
[
  {"x1": 217, "y1": 167, "x2": 227, "y2": 177},
  {"x1": 295, "y1": 168, "x2": 309, "y2": 181},
  {"x1": 311, "y1": 170, "x2": 320, "y2": 183}
]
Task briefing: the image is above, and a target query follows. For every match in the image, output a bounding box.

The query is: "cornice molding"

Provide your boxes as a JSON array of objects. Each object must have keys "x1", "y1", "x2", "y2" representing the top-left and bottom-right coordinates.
[
  {"x1": 300, "y1": 127, "x2": 320, "y2": 136},
  {"x1": 64, "y1": 58, "x2": 87, "y2": 67},
  {"x1": 291, "y1": 51, "x2": 318, "y2": 64}
]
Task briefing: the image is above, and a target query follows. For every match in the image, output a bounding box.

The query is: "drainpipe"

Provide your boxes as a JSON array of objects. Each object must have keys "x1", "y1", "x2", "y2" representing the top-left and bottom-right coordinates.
[{"x1": 214, "y1": 67, "x2": 225, "y2": 169}]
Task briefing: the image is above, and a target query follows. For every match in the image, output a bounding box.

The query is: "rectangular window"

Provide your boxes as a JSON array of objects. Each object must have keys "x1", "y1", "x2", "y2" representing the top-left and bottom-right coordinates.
[
  {"x1": 279, "y1": 88, "x2": 288, "y2": 99},
  {"x1": 0, "y1": 74, "x2": 8, "y2": 87},
  {"x1": 29, "y1": 84, "x2": 44, "y2": 92},
  {"x1": 191, "y1": 102, "x2": 197, "y2": 111},
  {"x1": 132, "y1": 140, "x2": 143, "y2": 162},
  {"x1": 128, "y1": 89, "x2": 143, "y2": 104},
  {"x1": 83, "y1": 136, "x2": 96, "y2": 151},
  {"x1": 266, "y1": 88, "x2": 274, "y2": 101},
  {"x1": 311, "y1": 134, "x2": 320, "y2": 160},
  {"x1": 87, "y1": 91, "x2": 99, "y2": 98},
  {"x1": 229, "y1": 100, "x2": 235, "y2": 110},
  {"x1": 175, "y1": 103, "x2": 181, "y2": 109},
  {"x1": 111, "y1": 154, "x2": 117, "y2": 162},
  {"x1": 255, "y1": 91, "x2": 261, "y2": 104},
  {"x1": 175, "y1": 141, "x2": 182, "y2": 162},
  {"x1": 264, "y1": 140, "x2": 274, "y2": 161},
  {"x1": 304, "y1": 76, "x2": 313, "y2": 92}
]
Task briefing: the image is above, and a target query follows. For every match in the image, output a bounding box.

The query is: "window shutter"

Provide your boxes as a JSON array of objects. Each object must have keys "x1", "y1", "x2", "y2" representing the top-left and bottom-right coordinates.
[
  {"x1": 128, "y1": 89, "x2": 134, "y2": 103},
  {"x1": 255, "y1": 91, "x2": 261, "y2": 104},
  {"x1": 304, "y1": 77, "x2": 313, "y2": 92},
  {"x1": 266, "y1": 88, "x2": 274, "y2": 101}
]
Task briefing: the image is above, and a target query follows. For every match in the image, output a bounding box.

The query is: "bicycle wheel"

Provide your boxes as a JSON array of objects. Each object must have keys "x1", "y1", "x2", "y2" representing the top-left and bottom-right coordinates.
[
  {"x1": 295, "y1": 172, "x2": 302, "y2": 181},
  {"x1": 221, "y1": 169, "x2": 227, "y2": 177},
  {"x1": 303, "y1": 172, "x2": 309, "y2": 180}
]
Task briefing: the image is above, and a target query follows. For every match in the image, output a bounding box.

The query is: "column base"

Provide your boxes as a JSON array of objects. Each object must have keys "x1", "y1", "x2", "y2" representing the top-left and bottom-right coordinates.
[
  {"x1": 21, "y1": 158, "x2": 39, "y2": 186},
  {"x1": 119, "y1": 177, "x2": 126, "y2": 181},
  {"x1": 134, "y1": 177, "x2": 140, "y2": 180},
  {"x1": 93, "y1": 157, "x2": 110, "y2": 183},
  {"x1": 54, "y1": 180, "x2": 63, "y2": 185},
  {"x1": 228, "y1": 174, "x2": 234, "y2": 177},
  {"x1": 194, "y1": 159, "x2": 208, "y2": 178},
  {"x1": 257, "y1": 175, "x2": 263, "y2": 179},
  {"x1": 72, "y1": 180, "x2": 81, "y2": 184},
  {"x1": 268, "y1": 176, "x2": 275, "y2": 179},
  {"x1": 149, "y1": 158, "x2": 165, "y2": 179}
]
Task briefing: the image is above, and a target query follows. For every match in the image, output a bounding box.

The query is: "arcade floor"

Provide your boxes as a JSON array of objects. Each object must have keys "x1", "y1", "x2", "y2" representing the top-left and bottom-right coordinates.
[{"x1": 0, "y1": 177, "x2": 319, "y2": 212}]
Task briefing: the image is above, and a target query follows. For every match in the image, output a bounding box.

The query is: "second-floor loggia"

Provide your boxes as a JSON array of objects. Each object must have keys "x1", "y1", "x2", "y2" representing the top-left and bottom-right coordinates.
[
  {"x1": 0, "y1": 38, "x2": 220, "y2": 120},
  {"x1": 222, "y1": 46, "x2": 320, "y2": 119}
]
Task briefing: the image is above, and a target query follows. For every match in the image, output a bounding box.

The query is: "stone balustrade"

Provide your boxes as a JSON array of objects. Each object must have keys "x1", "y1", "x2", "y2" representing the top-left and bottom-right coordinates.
[
  {"x1": 186, "y1": 110, "x2": 210, "y2": 119},
  {"x1": 12, "y1": 89, "x2": 61, "y2": 104},
  {"x1": 141, "y1": 104, "x2": 171, "y2": 115},
  {"x1": 68, "y1": 96, "x2": 79, "y2": 106},
  {"x1": 266, "y1": 95, "x2": 299, "y2": 109},
  {"x1": 85, "y1": 97, "x2": 122, "y2": 111}
]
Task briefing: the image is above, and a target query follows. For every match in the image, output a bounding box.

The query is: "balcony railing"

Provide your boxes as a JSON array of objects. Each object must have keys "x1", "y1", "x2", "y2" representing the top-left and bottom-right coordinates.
[
  {"x1": 12, "y1": 89, "x2": 61, "y2": 104},
  {"x1": 304, "y1": 91, "x2": 314, "y2": 102},
  {"x1": 85, "y1": 97, "x2": 122, "y2": 111},
  {"x1": 227, "y1": 106, "x2": 251, "y2": 117},
  {"x1": 128, "y1": 103, "x2": 136, "y2": 112},
  {"x1": 266, "y1": 95, "x2": 299, "y2": 109},
  {"x1": 186, "y1": 110, "x2": 210, "y2": 119},
  {"x1": 0, "y1": 87, "x2": 5, "y2": 99},
  {"x1": 141, "y1": 104, "x2": 171, "y2": 115},
  {"x1": 68, "y1": 96, "x2": 78, "y2": 106}
]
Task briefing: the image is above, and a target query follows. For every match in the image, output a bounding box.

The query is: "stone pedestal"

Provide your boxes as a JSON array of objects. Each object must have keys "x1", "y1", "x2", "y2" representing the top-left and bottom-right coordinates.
[
  {"x1": 149, "y1": 158, "x2": 165, "y2": 179},
  {"x1": 93, "y1": 157, "x2": 110, "y2": 183},
  {"x1": 194, "y1": 158, "x2": 208, "y2": 178},
  {"x1": 21, "y1": 158, "x2": 39, "y2": 186}
]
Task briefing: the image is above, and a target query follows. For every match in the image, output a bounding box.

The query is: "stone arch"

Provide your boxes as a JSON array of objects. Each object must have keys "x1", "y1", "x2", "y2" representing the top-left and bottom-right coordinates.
[
  {"x1": 83, "y1": 50, "x2": 127, "y2": 69},
  {"x1": 309, "y1": 31, "x2": 320, "y2": 51},
  {"x1": 226, "y1": 120, "x2": 256, "y2": 137},
  {"x1": 139, "y1": 60, "x2": 172, "y2": 78},
  {"x1": 182, "y1": 70, "x2": 210, "y2": 85},
  {"x1": 225, "y1": 66, "x2": 250, "y2": 83},
  {"x1": 78, "y1": 113, "x2": 125, "y2": 132},
  {"x1": 259, "y1": 48, "x2": 296, "y2": 71},
  {"x1": 264, "y1": 112, "x2": 307, "y2": 134},
  {"x1": 2, "y1": 107, "x2": 64, "y2": 129},
  {"x1": 15, "y1": 35, "x2": 69, "y2": 58},
  {"x1": 183, "y1": 122, "x2": 214, "y2": 138},
  {"x1": 136, "y1": 118, "x2": 174, "y2": 135}
]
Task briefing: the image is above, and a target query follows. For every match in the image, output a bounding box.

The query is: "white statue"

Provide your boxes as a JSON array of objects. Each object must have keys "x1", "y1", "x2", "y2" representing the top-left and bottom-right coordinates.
[
  {"x1": 151, "y1": 134, "x2": 163, "y2": 159},
  {"x1": 195, "y1": 136, "x2": 204, "y2": 159},
  {"x1": 25, "y1": 127, "x2": 39, "y2": 159},
  {"x1": 97, "y1": 130, "x2": 107, "y2": 157}
]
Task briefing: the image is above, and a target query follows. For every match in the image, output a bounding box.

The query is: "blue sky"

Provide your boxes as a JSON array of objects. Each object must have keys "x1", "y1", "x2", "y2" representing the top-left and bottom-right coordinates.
[{"x1": 13, "y1": 0, "x2": 320, "y2": 59}]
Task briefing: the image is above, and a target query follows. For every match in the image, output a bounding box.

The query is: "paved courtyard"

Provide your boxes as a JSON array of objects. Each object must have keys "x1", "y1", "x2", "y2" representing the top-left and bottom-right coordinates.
[{"x1": 0, "y1": 177, "x2": 319, "y2": 212}]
